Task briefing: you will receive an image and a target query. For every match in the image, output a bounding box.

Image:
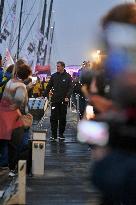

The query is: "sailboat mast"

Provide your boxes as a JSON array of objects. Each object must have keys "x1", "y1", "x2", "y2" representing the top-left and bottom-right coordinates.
[
  {"x1": 37, "y1": 0, "x2": 47, "y2": 65},
  {"x1": 43, "y1": 0, "x2": 53, "y2": 65},
  {"x1": 47, "y1": 21, "x2": 55, "y2": 65},
  {"x1": 0, "y1": 0, "x2": 5, "y2": 32},
  {"x1": 17, "y1": 0, "x2": 23, "y2": 59},
  {"x1": 41, "y1": 0, "x2": 47, "y2": 35},
  {"x1": 19, "y1": 14, "x2": 39, "y2": 52},
  {"x1": 8, "y1": 0, "x2": 17, "y2": 52}
]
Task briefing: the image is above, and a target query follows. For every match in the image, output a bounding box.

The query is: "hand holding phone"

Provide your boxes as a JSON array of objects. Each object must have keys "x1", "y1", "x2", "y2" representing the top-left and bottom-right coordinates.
[
  {"x1": 85, "y1": 105, "x2": 95, "y2": 120},
  {"x1": 32, "y1": 77, "x2": 37, "y2": 84},
  {"x1": 77, "y1": 120, "x2": 109, "y2": 146}
]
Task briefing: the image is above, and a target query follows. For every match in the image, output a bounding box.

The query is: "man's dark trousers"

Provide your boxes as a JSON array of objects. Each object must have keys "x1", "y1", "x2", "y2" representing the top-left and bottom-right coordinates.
[{"x1": 50, "y1": 102, "x2": 67, "y2": 138}]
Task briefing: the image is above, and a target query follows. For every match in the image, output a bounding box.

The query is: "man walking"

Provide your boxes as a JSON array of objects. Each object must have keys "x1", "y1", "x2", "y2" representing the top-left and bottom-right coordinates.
[{"x1": 45, "y1": 61, "x2": 72, "y2": 142}]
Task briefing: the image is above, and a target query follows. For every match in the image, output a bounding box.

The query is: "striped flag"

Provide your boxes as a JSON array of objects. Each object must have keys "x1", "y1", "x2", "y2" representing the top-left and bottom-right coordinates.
[{"x1": 3, "y1": 48, "x2": 14, "y2": 68}]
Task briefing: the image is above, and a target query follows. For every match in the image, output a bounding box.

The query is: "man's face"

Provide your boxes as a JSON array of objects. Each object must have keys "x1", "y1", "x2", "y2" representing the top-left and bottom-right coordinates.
[{"x1": 57, "y1": 63, "x2": 64, "y2": 73}]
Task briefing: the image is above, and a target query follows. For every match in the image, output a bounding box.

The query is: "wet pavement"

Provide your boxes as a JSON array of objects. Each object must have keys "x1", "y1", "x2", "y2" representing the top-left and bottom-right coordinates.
[{"x1": 26, "y1": 108, "x2": 100, "y2": 205}]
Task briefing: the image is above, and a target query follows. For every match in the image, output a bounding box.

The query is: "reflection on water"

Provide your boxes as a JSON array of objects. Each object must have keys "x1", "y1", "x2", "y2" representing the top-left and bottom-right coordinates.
[{"x1": 49, "y1": 142, "x2": 66, "y2": 155}]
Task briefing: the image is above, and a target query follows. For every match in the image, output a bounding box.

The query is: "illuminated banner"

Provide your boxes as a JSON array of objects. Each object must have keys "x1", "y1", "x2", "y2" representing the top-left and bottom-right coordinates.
[
  {"x1": 35, "y1": 65, "x2": 50, "y2": 73},
  {"x1": 65, "y1": 65, "x2": 81, "y2": 76}
]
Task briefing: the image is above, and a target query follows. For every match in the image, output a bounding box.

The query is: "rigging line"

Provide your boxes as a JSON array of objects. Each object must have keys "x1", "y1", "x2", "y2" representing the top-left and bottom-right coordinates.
[
  {"x1": 17, "y1": 0, "x2": 23, "y2": 59},
  {"x1": 12, "y1": 0, "x2": 37, "y2": 49},
  {"x1": 52, "y1": 31, "x2": 61, "y2": 59},
  {"x1": 19, "y1": 13, "x2": 39, "y2": 52},
  {"x1": 0, "y1": 0, "x2": 5, "y2": 33},
  {"x1": 37, "y1": 0, "x2": 47, "y2": 64},
  {"x1": 51, "y1": 41, "x2": 60, "y2": 62},
  {"x1": 47, "y1": 21, "x2": 55, "y2": 64},
  {"x1": 7, "y1": 0, "x2": 10, "y2": 10},
  {"x1": 27, "y1": 2, "x2": 37, "y2": 46},
  {"x1": 52, "y1": 44, "x2": 59, "y2": 61},
  {"x1": 1, "y1": 0, "x2": 14, "y2": 31},
  {"x1": 2, "y1": 1, "x2": 6, "y2": 14},
  {"x1": 51, "y1": 48, "x2": 58, "y2": 63},
  {"x1": 52, "y1": 45, "x2": 60, "y2": 61},
  {"x1": 10, "y1": 0, "x2": 37, "y2": 50},
  {"x1": 13, "y1": 0, "x2": 30, "y2": 36}
]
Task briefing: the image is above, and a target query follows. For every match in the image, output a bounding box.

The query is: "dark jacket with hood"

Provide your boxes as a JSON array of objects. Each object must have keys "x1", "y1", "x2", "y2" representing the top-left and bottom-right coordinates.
[{"x1": 45, "y1": 70, "x2": 72, "y2": 103}]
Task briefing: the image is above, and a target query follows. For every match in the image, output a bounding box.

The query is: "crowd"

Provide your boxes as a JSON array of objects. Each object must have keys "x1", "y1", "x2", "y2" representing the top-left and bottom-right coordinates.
[
  {"x1": 0, "y1": 58, "x2": 73, "y2": 176},
  {"x1": 0, "y1": 58, "x2": 33, "y2": 176}
]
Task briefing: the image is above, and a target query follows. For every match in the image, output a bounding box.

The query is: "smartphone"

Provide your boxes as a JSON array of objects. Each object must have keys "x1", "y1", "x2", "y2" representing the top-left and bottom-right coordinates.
[
  {"x1": 77, "y1": 120, "x2": 109, "y2": 146},
  {"x1": 85, "y1": 105, "x2": 94, "y2": 119},
  {"x1": 32, "y1": 76, "x2": 37, "y2": 84}
]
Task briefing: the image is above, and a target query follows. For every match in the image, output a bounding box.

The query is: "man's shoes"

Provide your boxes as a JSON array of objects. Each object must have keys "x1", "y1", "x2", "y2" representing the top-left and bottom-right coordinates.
[
  {"x1": 49, "y1": 136, "x2": 57, "y2": 142},
  {"x1": 8, "y1": 170, "x2": 17, "y2": 177},
  {"x1": 58, "y1": 135, "x2": 65, "y2": 142}
]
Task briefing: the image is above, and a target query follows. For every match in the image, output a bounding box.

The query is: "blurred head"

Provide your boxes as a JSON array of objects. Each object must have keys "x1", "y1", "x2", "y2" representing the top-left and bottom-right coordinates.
[
  {"x1": 102, "y1": 3, "x2": 136, "y2": 29},
  {"x1": 112, "y1": 71, "x2": 136, "y2": 108},
  {"x1": 16, "y1": 64, "x2": 32, "y2": 81},
  {"x1": 57, "y1": 61, "x2": 65, "y2": 73},
  {"x1": 72, "y1": 72, "x2": 77, "y2": 79},
  {"x1": 102, "y1": 3, "x2": 136, "y2": 52},
  {"x1": 80, "y1": 69, "x2": 106, "y2": 98},
  {"x1": 14, "y1": 58, "x2": 27, "y2": 76},
  {"x1": 15, "y1": 58, "x2": 27, "y2": 67},
  {"x1": 6, "y1": 64, "x2": 14, "y2": 73},
  {"x1": 101, "y1": 3, "x2": 136, "y2": 82}
]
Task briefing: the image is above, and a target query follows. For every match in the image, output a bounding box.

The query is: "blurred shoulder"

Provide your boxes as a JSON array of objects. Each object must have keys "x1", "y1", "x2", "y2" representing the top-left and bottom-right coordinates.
[{"x1": 51, "y1": 72, "x2": 57, "y2": 78}]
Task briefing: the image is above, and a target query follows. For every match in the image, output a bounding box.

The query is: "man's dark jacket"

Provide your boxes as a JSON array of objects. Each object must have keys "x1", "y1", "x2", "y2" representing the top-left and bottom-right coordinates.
[{"x1": 45, "y1": 70, "x2": 72, "y2": 103}]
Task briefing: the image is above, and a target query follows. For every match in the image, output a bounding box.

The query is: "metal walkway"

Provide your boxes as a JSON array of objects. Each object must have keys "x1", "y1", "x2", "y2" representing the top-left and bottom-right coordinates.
[{"x1": 26, "y1": 108, "x2": 100, "y2": 205}]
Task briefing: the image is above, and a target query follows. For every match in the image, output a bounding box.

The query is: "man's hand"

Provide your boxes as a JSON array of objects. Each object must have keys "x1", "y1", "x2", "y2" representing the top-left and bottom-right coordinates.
[
  {"x1": 65, "y1": 97, "x2": 69, "y2": 102},
  {"x1": 49, "y1": 90, "x2": 53, "y2": 97},
  {"x1": 26, "y1": 82, "x2": 34, "y2": 91},
  {"x1": 90, "y1": 95, "x2": 114, "y2": 113}
]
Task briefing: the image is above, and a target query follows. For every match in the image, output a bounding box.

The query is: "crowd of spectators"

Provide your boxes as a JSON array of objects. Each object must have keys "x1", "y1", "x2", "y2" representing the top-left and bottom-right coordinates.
[{"x1": 0, "y1": 58, "x2": 33, "y2": 176}]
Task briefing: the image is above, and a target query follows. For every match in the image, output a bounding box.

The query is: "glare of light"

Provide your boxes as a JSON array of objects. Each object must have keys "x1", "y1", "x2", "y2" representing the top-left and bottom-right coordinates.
[
  {"x1": 96, "y1": 50, "x2": 100, "y2": 54},
  {"x1": 91, "y1": 50, "x2": 101, "y2": 63},
  {"x1": 92, "y1": 52, "x2": 99, "y2": 59}
]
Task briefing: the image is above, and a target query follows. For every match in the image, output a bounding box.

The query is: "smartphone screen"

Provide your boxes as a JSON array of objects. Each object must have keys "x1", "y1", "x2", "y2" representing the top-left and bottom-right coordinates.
[
  {"x1": 77, "y1": 120, "x2": 109, "y2": 146},
  {"x1": 85, "y1": 105, "x2": 94, "y2": 119},
  {"x1": 32, "y1": 77, "x2": 37, "y2": 84}
]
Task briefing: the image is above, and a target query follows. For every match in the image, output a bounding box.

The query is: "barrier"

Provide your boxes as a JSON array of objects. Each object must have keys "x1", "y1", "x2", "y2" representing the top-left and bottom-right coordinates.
[
  {"x1": 1, "y1": 160, "x2": 26, "y2": 205},
  {"x1": 28, "y1": 97, "x2": 47, "y2": 121},
  {"x1": 32, "y1": 130, "x2": 47, "y2": 176}
]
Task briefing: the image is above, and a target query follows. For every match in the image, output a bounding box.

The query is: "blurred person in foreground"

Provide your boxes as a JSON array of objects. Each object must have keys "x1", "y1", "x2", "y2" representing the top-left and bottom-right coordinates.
[
  {"x1": 15, "y1": 59, "x2": 34, "y2": 97},
  {"x1": 75, "y1": 61, "x2": 90, "y2": 119},
  {"x1": 0, "y1": 63, "x2": 33, "y2": 176},
  {"x1": 44, "y1": 61, "x2": 72, "y2": 142},
  {"x1": 78, "y1": 3, "x2": 136, "y2": 205}
]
